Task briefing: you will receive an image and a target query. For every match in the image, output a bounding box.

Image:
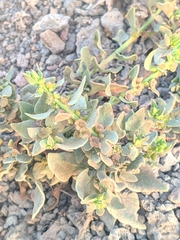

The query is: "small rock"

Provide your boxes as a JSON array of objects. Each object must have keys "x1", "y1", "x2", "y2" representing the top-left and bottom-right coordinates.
[
  {"x1": 64, "y1": 0, "x2": 82, "y2": 16},
  {"x1": 160, "y1": 152, "x2": 179, "y2": 172},
  {"x1": 1, "y1": 204, "x2": 8, "y2": 216},
  {"x1": 168, "y1": 187, "x2": 180, "y2": 205},
  {"x1": 0, "y1": 194, "x2": 7, "y2": 203},
  {"x1": 17, "y1": 53, "x2": 29, "y2": 68},
  {"x1": 108, "y1": 227, "x2": 135, "y2": 240},
  {"x1": 64, "y1": 33, "x2": 76, "y2": 54},
  {"x1": 4, "y1": 215, "x2": 18, "y2": 229},
  {"x1": 67, "y1": 212, "x2": 83, "y2": 229},
  {"x1": 46, "y1": 54, "x2": 62, "y2": 65},
  {"x1": 141, "y1": 198, "x2": 155, "y2": 212},
  {"x1": 0, "y1": 57, "x2": 6, "y2": 65},
  {"x1": 39, "y1": 221, "x2": 78, "y2": 240},
  {"x1": 9, "y1": 191, "x2": 33, "y2": 209},
  {"x1": 33, "y1": 14, "x2": 70, "y2": 34},
  {"x1": 0, "y1": 14, "x2": 6, "y2": 21},
  {"x1": 65, "y1": 53, "x2": 76, "y2": 62},
  {"x1": 82, "y1": 0, "x2": 96, "y2": 3},
  {"x1": 146, "y1": 210, "x2": 180, "y2": 240},
  {"x1": 40, "y1": 30, "x2": 65, "y2": 54},
  {"x1": 101, "y1": 8, "x2": 124, "y2": 37},
  {"x1": 13, "y1": 72, "x2": 28, "y2": 87},
  {"x1": 46, "y1": 65, "x2": 58, "y2": 71},
  {"x1": 173, "y1": 162, "x2": 180, "y2": 172},
  {"x1": 0, "y1": 182, "x2": 9, "y2": 192},
  {"x1": 170, "y1": 177, "x2": 180, "y2": 188},
  {"x1": 172, "y1": 146, "x2": 180, "y2": 162},
  {"x1": 175, "y1": 209, "x2": 180, "y2": 219},
  {"x1": 156, "y1": 201, "x2": 176, "y2": 212},
  {"x1": 76, "y1": 19, "x2": 106, "y2": 57},
  {"x1": 95, "y1": 221, "x2": 106, "y2": 237},
  {"x1": 6, "y1": 44, "x2": 16, "y2": 51}
]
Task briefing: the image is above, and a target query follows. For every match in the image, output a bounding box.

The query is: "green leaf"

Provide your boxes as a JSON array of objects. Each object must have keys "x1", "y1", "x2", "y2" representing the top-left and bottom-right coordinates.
[
  {"x1": 31, "y1": 180, "x2": 45, "y2": 219},
  {"x1": 125, "y1": 164, "x2": 169, "y2": 192},
  {"x1": 74, "y1": 148, "x2": 85, "y2": 164},
  {"x1": 48, "y1": 152, "x2": 85, "y2": 182},
  {"x1": 115, "y1": 192, "x2": 146, "y2": 229},
  {"x1": 27, "y1": 128, "x2": 41, "y2": 141},
  {"x1": 100, "y1": 154, "x2": 113, "y2": 167},
  {"x1": 157, "y1": 2, "x2": 176, "y2": 18},
  {"x1": 70, "y1": 96, "x2": 87, "y2": 111},
  {"x1": 23, "y1": 73, "x2": 36, "y2": 85},
  {"x1": 114, "y1": 53, "x2": 138, "y2": 62},
  {"x1": 125, "y1": 7, "x2": 138, "y2": 33},
  {"x1": 11, "y1": 120, "x2": 35, "y2": 139},
  {"x1": 164, "y1": 97, "x2": 176, "y2": 115},
  {"x1": 16, "y1": 154, "x2": 32, "y2": 163},
  {"x1": 5, "y1": 66, "x2": 14, "y2": 81},
  {"x1": 113, "y1": 29, "x2": 129, "y2": 46},
  {"x1": 107, "y1": 191, "x2": 125, "y2": 213},
  {"x1": 119, "y1": 96, "x2": 138, "y2": 108},
  {"x1": 76, "y1": 168, "x2": 98, "y2": 200},
  {"x1": 32, "y1": 140, "x2": 47, "y2": 156},
  {"x1": 125, "y1": 108, "x2": 145, "y2": 132},
  {"x1": 94, "y1": 30, "x2": 106, "y2": 59},
  {"x1": 25, "y1": 108, "x2": 54, "y2": 120},
  {"x1": 34, "y1": 93, "x2": 50, "y2": 114},
  {"x1": 68, "y1": 77, "x2": 86, "y2": 106},
  {"x1": 120, "y1": 171, "x2": 138, "y2": 182},
  {"x1": 0, "y1": 86, "x2": 12, "y2": 97},
  {"x1": 57, "y1": 137, "x2": 88, "y2": 151},
  {"x1": 87, "y1": 109, "x2": 99, "y2": 129},
  {"x1": 64, "y1": 66, "x2": 77, "y2": 85},
  {"x1": 0, "y1": 98, "x2": 8, "y2": 107},
  {"x1": 15, "y1": 163, "x2": 28, "y2": 181},
  {"x1": 98, "y1": 103, "x2": 114, "y2": 127},
  {"x1": 129, "y1": 65, "x2": 140, "y2": 80},
  {"x1": 144, "y1": 50, "x2": 156, "y2": 70},
  {"x1": 19, "y1": 102, "x2": 34, "y2": 121},
  {"x1": 166, "y1": 119, "x2": 180, "y2": 127},
  {"x1": 99, "y1": 209, "x2": 116, "y2": 231},
  {"x1": 126, "y1": 155, "x2": 145, "y2": 172}
]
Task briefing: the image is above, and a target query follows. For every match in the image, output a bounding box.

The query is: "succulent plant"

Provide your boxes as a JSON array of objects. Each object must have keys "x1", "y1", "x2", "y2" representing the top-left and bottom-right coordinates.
[{"x1": 0, "y1": 0, "x2": 179, "y2": 234}]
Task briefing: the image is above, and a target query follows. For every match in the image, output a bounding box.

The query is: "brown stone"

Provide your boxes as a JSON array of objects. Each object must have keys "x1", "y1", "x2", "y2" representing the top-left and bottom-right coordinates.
[{"x1": 40, "y1": 30, "x2": 65, "y2": 54}]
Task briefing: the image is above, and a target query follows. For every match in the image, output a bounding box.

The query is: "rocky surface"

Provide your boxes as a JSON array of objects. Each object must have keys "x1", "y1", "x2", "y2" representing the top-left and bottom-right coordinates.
[{"x1": 0, "y1": 0, "x2": 180, "y2": 239}]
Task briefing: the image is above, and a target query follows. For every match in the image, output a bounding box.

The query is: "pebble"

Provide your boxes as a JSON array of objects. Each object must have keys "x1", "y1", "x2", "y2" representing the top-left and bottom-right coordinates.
[
  {"x1": 40, "y1": 30, "x2": 65, "y2": 54},
  {"x1": 100, "y1": 9, "x2": 124, "y2": 37},
  {"x1": 6, "y1": 44, "x2": 16, "y2": 51},
  {"x1": 13, "y1": 72, "x2": 28, "y2": 87},
  {"x1": 0, "y1": 194, "x2": 7, "y2": 203},
  {"x1": 160, "y1": 152, "x2": 179, "y2": 173},
  {"x1": 156, "y1": 200, "x2": 176, "y2": 212},
  {"x1": 46, "y1": 54, "x2": 62, "y2": 65},
  {"x1": 168, "y1": 187, "x2": 180, "y2": 204},
  {"x1": 33, "y1": 14, "x2": 70, "y2": 33},
  {"x1": 17, "y1": 53, "x2": 29, "y2": 68},
  {"x1": 108, "y1": 227, "x2": 135, "y2": 240},
  {"x1": 64, "y1": 33, "x2": 76, "y2": 54},
  {"x1": 0, "y1": 182, "x2": 9, "y2": 192},
  {"x1": 4, "y1": 215, "x2": 18, "y2": 229},
  {"x1": 64, "y1": 0, "x2": 82, "y2": 16},
  {"x1": 0, "y1": 57, "x2": 6, "y2": 65}
]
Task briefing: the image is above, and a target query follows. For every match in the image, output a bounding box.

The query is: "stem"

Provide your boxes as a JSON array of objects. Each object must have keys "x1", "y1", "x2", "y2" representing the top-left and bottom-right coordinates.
[
  {"x1": 42, "y1": 85, "x2": 79, "y2": 120},
  {"x1": 55, "y1": 99, "x2": 79, "y2": 120},
  {"x1": 143, "y1": 71, "x2": 161, "y2": 84},
  {"x1": 99, "y1": 9, "x2": 162, "y2": 69}
]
